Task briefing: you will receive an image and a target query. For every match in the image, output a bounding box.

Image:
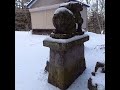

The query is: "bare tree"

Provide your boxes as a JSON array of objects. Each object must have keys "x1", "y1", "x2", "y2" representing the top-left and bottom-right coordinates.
[
  {"x1": 85, "y1": 0, "x2": 105, "y2": 34},
  {"x1": 99, "y1": 0, "x2": 105, "y2": 17},
  {"x1": 15, "y1": 0, "x2": 28, "y2": 9},
  {"x1": 85, "y1": 0, "x2": 92, "y2": 4}
]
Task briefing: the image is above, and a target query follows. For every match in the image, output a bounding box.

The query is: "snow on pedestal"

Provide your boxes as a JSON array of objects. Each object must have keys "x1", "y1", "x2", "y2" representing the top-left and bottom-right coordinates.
[{"x1": 44, "y1": 34, "x2": 89, "y2": 43}]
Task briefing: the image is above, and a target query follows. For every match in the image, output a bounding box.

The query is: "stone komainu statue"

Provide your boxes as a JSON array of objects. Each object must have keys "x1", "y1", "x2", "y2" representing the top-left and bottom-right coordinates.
[{"x1": 51, "y1": 1, "x2": 84, "y2": 39}]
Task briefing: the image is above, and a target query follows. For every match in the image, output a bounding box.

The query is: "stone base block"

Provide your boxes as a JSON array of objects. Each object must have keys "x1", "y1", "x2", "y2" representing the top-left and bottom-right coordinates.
[{"x1": 48, "y1": 58, "x2": 86, "y2": 90}]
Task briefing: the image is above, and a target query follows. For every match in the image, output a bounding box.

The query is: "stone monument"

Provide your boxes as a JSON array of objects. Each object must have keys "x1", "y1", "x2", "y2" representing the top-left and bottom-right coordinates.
[{"x1": 43, "y1": 1, "x2": 89, "y2": 90}]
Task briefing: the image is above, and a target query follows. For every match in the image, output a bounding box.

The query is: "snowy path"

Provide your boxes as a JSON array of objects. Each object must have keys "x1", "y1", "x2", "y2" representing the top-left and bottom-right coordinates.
[{"x1": 15, "y1": 31, "x2": 105, "y2": 90}]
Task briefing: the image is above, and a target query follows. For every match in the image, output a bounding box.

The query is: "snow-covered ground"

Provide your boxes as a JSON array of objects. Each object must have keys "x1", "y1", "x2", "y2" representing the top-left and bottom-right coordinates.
[
  {"x1": 15, "y1": 31, "x2": 105, "y2": 90},
  {"x1": 91, "y1": 67, "x2": 105, "y2": 90}
]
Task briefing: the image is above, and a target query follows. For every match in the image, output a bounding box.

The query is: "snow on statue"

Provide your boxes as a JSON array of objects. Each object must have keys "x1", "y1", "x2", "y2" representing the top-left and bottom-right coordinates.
[{"x1": 51, "y1": 1, "x2": 84, "y2": 39}]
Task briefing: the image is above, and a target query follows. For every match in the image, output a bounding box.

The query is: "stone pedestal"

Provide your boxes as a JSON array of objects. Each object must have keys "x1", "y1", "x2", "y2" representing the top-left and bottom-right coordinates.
[{"x1": 43, "y1": 34, "x2": 89, "y2": 90}]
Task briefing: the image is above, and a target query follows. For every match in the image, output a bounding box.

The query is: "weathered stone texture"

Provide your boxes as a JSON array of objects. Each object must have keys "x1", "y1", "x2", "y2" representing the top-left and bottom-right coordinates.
[
  {"x1": 51, "y1": 1, "x2": 84, "y2": 39},
  {"x1": 43, "y1": 34, "x2": 89, "y2": 90}
]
